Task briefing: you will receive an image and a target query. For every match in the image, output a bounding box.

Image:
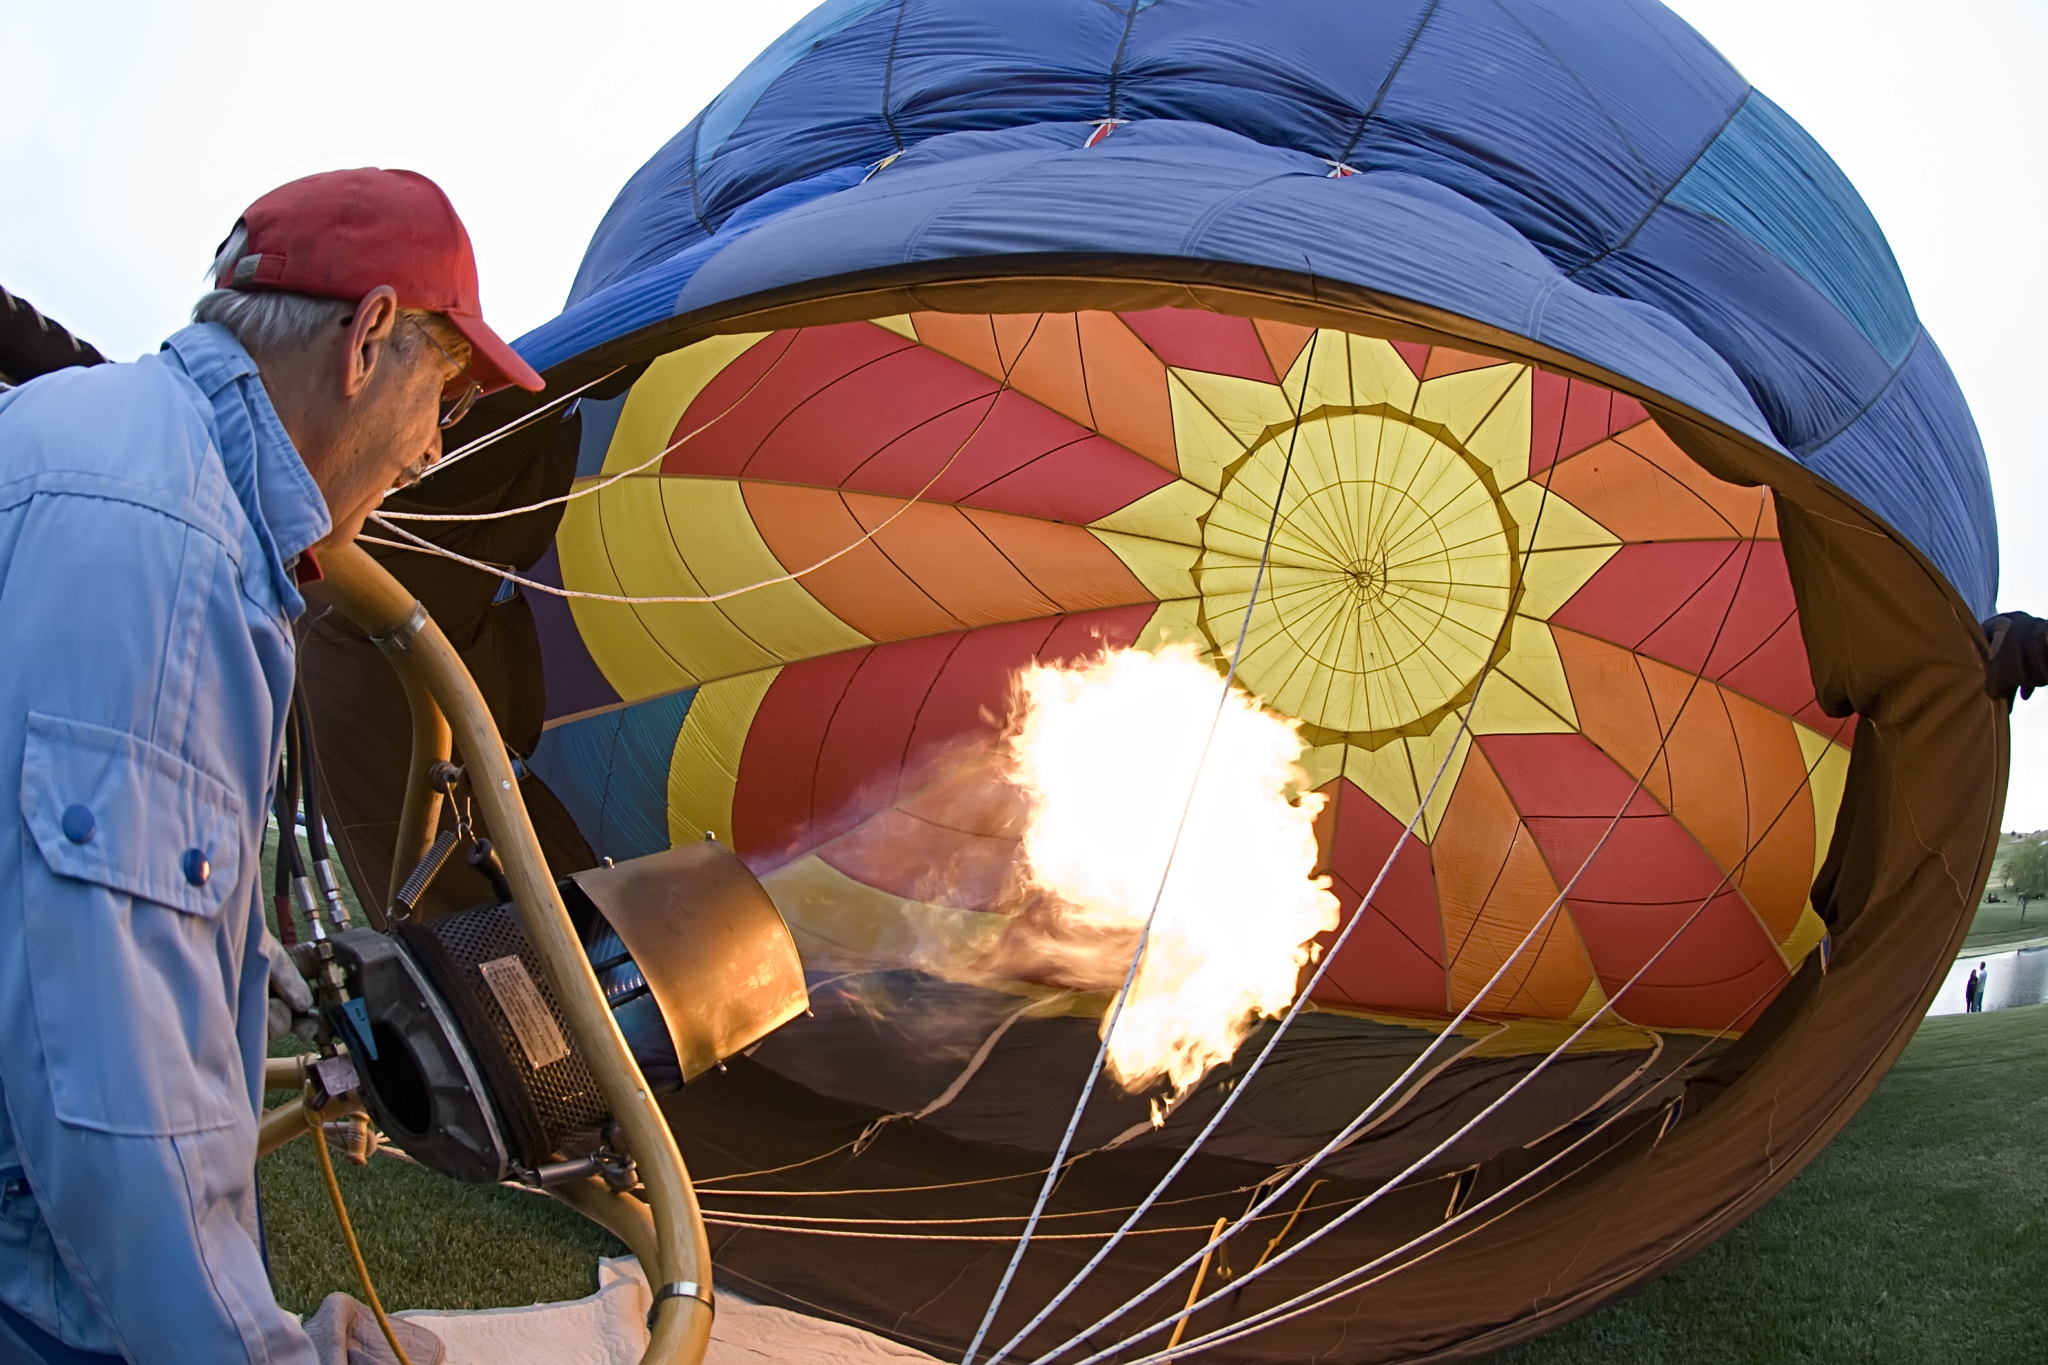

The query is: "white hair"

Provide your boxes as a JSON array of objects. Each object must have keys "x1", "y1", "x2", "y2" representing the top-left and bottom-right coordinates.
[{"x1": 193, "y1": 222, "x2": 464, "y2": 365}]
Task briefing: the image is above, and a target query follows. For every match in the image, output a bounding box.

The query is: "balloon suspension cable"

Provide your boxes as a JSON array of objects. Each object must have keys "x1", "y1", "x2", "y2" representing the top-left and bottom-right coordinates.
[
  {"x1": 361, "y1": 317, "x2": 1048, "y2": 605},
  {"x1": 1102, "y1": 827, "x2": 1826, "y2": 1365},
  {"x1": 962, "y1": 328, "x2": 1323, "y2": 1365},
  {"x1": 1036, "y1": 506, "x2": 1806, "y2": 1365},
  {"x1": 982, "y1": 356, "x2": 1555, "y2": 1364}
]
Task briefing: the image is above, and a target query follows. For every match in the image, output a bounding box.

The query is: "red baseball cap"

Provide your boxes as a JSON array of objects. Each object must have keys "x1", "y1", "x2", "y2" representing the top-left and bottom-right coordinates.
[{"x1": 216, "y1": 168, "x2": 543, "y2": 395}]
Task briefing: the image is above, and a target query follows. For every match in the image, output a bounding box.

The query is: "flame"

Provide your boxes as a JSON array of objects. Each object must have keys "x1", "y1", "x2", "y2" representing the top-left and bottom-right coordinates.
[{"x1": 1004, "y1": 644, "x2": 1340, "y2": 1098}]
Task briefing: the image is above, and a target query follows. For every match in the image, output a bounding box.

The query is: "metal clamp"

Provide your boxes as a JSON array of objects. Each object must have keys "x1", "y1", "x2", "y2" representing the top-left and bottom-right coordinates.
[
  {"x1": 647, "y1": 1279, "x2": 713, "y2": 1328},
  {"x1": 372, "y1": 602, "x2": 431, "y2": 656}
]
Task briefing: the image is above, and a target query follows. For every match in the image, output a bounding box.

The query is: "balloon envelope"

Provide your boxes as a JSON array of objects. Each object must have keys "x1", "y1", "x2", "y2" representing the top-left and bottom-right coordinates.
[{"x1": 316, "y1": 2, "x2": 2005, "y2": 1360}]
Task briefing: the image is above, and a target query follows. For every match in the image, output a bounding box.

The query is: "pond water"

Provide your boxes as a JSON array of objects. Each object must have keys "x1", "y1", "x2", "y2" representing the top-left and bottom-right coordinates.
[{"x1": 1927, "y1": 946, "x2": 2048, "y2": 1016}]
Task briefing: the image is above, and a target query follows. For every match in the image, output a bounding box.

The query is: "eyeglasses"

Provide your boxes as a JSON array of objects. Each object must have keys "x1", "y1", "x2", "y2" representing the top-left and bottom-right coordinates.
[{"x1": 407, "y1": 319, "x2": 482, "y2": 430}]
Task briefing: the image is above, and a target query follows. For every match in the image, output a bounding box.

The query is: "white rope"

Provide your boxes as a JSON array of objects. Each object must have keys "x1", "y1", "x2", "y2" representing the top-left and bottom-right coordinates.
[
  {"x1": 960, "y1": 329, "x2": 1326, "y2": 1365},
  {"x1": 397, "y1": 366, "x2": 624, "y2": 493},
  {"x1": 361, "y1": 317, "x2": 1045, "y2": 606}
]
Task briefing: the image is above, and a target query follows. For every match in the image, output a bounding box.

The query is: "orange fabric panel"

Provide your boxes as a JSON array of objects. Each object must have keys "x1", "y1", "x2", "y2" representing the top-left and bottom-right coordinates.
[
  {"x1": 1614, "y1": 420, "x2": 1779, "y2": 538},
  {"x1": 1433, "y1": 744, "x2": 1595, "y2": 1019},
  {"x1": 1252, "y1": 317, "x2": 1315, "y2": 380},
  {"x1": 993, "y1": 313, "x2": 1096, "y2": 432},
  {"x1": 910, "y1": 311, "x2": 1002, "y2": 377},
  {"x1": 1551, "y1": 626, "x2": 1673, "y2": 809},
  {"x1": 842, "y1": 492, "x2": 1064, "y2": 628},
  {"x1": 1546, "y1": 420, "x2": 1778, "y2": 544},
  {"x1": 1421, "y1": 346, "x2": 1508, "y2": 379},
  {"x1": 1076, "y1": 311, "x2": 1178, "y2": 474},
  {"x1": 741, "y1": 482, "x2": 961, "y2": 640},
  {"x1": 1555, "y1": 628, "x2": 1816, "y2": 947},
  {"x1": 1636, "y1": 656, "x2": 1817, "y2": 942},
  {"x1": 959, "y1": 507, "x2": 1154, "y2": 613}
]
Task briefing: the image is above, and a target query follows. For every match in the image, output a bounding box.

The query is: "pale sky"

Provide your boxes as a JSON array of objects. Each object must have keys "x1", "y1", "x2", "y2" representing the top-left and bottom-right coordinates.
[{"x1": 7, "y1": 0, "x2": 2045, "y2": 824}]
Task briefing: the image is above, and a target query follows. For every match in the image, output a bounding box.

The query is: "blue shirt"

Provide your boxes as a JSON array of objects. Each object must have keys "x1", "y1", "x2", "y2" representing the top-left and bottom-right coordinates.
[{"x1": 0, "y1": 324, "x2": 326, "y2": 1361}]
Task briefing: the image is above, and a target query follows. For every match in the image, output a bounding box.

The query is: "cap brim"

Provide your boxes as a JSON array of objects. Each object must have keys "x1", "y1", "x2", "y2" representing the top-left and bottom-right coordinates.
[{"x1": 444, "y1": 310, "x2": 545, "y2": 394}]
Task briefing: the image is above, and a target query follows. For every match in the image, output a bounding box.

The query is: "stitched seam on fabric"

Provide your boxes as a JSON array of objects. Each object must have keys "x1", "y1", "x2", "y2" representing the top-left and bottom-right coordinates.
[
  {"x1": 1104, "y1": 0, "x2": 1143, "y2": 120},
  {"x1": 1337, "y1": 0, "x2": 1440, "y2": 166},
  {"x1": 1181, "y1": 173, "x2": 1310, "y2": 257},
  {"x1": 1791, "y1": 328, "x2": 1925, "y2": 459},
  {"x1": 881, "y1": 0, "x2": 911, "y2": 153},
  {"x1": 1567, "y1": 88, "x2": 1754, "y2": 282}
]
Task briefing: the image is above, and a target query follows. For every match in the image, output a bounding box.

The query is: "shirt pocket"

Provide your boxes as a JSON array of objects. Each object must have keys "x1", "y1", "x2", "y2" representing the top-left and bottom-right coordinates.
[{"x1": 17, "y1": 713, "x2": 249, "y2": 1135}]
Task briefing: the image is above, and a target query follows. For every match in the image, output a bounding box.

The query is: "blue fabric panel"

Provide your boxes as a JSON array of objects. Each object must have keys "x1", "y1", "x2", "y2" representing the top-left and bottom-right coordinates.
[
  {"x1": 1578, "y1": 202, "x2": 1896, "y2": 456},
  {"x1": 1803, "y1": 337, "x2": 1998, "y2": 615},
  {"x1": 528, "y1": 689, "x2": 694, "y2": 862},
  {"x1": 696, "y1": 0, "x2": 900, "y2": 174},
  {"x1": 1670, "y1": 93, "x2": 1918, "y2": 366},
  {"x1": 573, "y1": 393, "x2": 626, "y2": 480},
  {"x1": 670, "y1": 123, "x2": 1773, "y2": 445},
  {"x1": 524, "y1": 0, "x2": 1999, "y2": 611},
  {"x1": 537, "y1": 165, "x2": 869, "y2": 371}
]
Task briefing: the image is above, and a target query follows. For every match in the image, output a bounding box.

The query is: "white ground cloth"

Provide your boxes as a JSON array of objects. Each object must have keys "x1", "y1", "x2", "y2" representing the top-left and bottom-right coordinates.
[{"x1": 395, "y1": 1259, "x2": 940, "y2": 1365}]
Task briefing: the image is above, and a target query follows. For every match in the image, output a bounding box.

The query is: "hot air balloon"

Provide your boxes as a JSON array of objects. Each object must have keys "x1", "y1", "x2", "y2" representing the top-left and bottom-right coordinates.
[{"x1": 306, "y1": 1, "x2": 2008, "y2": 1360}]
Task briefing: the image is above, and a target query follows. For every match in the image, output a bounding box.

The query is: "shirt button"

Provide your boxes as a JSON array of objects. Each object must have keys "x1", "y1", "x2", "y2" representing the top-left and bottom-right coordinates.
[
  {"x1": 60, "y1": 805, "x2": 95, "y2": 844},
  {"x1": 181, "y1": 849, "x2": 210, "y2": 887}
]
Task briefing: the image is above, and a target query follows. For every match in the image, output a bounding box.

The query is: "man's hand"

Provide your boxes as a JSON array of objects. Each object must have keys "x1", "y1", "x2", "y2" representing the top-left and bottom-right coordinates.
[{"x1": 263, "y1": 932, "x2": 318, "y2": 1042}]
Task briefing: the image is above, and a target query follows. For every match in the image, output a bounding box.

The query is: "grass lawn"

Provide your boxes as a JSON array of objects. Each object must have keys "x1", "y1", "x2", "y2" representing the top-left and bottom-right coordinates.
[
  {"x1": 1488, "y1": 1004, "x2": 2048, "y2": 1364},
  {"x1": 1962, "y1": 832, "x2": 2048, "y2": 953}
]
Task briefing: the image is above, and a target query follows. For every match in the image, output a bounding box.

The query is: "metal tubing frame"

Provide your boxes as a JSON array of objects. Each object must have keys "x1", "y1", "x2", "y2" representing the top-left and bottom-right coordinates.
[{"x1": 305, "y1": 542, "x2": 714, "y2": 1365}]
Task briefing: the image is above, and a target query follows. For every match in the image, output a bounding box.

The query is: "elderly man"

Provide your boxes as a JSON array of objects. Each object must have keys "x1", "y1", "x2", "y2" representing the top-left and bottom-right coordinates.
[{"x1": 0, "y1": 169, "x2": 541, "y2": 1363}]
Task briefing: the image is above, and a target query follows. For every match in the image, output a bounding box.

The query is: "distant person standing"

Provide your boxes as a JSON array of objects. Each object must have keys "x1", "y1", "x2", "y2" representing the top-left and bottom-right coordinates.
[
  {"x1": 1966, "y1": 966, "x2": 1981, "y2": 1012},
  {"x1": 1977, "y1": 962, "x2": 1992, "y2": 1011}
]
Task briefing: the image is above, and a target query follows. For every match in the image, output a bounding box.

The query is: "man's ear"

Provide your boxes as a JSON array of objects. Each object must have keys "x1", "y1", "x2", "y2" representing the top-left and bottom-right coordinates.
[{"x1": 340, "y1": 286, "x2": 401, "y2": 399}]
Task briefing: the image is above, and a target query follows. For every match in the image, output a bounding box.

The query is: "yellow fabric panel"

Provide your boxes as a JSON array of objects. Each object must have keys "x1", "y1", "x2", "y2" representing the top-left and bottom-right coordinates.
[
  {"x1": 1490, "y1": 617, "x2": 1579, "y2": 730},
  {"x1": 1299, "y1": 742, "x2": 1347, "y2": 792},
  {"x1": 557, "y1": 494, "x2": 695, "y2": 706},
  {"x1": 1502, "y1": 481, "x2": 1622, "y2": 620},
  {"x1": 1343, "y1": 715, "x2": 1471, "y2": 841},
  {"x1": 1133, "y1": 597, "x2": 1205, "y2": 653},
  {"x1": 1794, "y1": 721, "x2": 1854, "y2": 883},
  {"x1": 869, "y1": 314, "x2": 918, "y2": 341},
  {"x1": 1089, "y1": 477, "x2": 1215, "y2": 546},
  {"x1": 1445, "y1": 367, "x2": 1533, "y2": 491},
  {"x1": 1089, "y1": 527, "x2": 1198, "y2": 601},
  {"x1": 1336, "y1": 334, "x2": 1423, "y2": 412},
  {"x1": 1412, "y1": 362, "x2": 1525, "y2": 473},
  {"x1": 1779, "y1": 904, "x2": 1829, "y2": 969},
  {"x1": 602, "y1": 332, "x2": 771, "y2": 477},
  {"x1": 1469, "y1": 667, "x2": 1575, "y2": 737},
  {"x1": 658, "y1": 478, "x2": 870, "y2": 668},
  {"x1": 758, "y1": 853, "x2": 1009, "y2": 977},
  {"x1": 667, "y1": 667, "x2": 779, "y2": 844},
  {"x1": 585, "y1": 479, "x2": 791, "y2": 689},
  {"x1": 1165, "y1": 369, "x2": 1282, "y2": 493}
]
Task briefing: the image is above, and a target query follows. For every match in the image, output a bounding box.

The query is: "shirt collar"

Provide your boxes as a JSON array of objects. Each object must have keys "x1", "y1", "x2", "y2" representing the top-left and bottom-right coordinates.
[{"x1": 161, "y1": 324, "x2": 332, "y2": 610}]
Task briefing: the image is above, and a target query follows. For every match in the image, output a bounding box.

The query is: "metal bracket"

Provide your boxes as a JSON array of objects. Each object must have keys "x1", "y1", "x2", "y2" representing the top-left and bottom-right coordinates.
[
  {"x1": 372, "y1": 603, "x2": 431, "y2": 656},
  {"x1": 648, "y1": 1279, "x2": 713, "y2": 1327}
]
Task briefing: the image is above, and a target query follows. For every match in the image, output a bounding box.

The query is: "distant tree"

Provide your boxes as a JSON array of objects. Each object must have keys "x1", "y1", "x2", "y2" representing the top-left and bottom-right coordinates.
[{"x1": 2005, "y1": 839, "x2": 2048, "y2": 901}]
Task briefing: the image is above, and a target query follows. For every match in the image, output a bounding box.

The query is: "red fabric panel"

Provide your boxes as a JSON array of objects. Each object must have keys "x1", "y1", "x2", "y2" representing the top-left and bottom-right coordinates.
[
  {"x1": 733, "y1": 648, "x2": 870, "y2": 869},
  {"x1": 1479, "y1": 733, "x2": 1788, "y2": 1031},
  {"x1": 734, "y1": 606, "x2": 1158, "y2": 880},
  {"x1": 1475, "y1": 734, "x2": 1665, "y2": 818},
  {"x1": 962, "y1": 434, "x2": 1175, "y2": 524},
  {"x1": 1610, "y1": 393, "x2": 1650, "y2": 431},
  {"x1": 1557, "y1": 380, "x2": 1614, "y2": 464},
  {"x1": 1307, "y1": 779, "x2": 1447, "y2": 1016},
  {"x1": 1389, "y1": 340, "x2": 1430, "y2": 379},
  {"x1": 809, "y1": 634, "x2": 965, "y2": 846},
  {"x1": 1548, "y1": 541, "x2": 1825, "y2": 725},
  {"x1": 1528, "y1": 369, "x2": 1569, "y2": 473},
  {"x1": 1118, "y1": 308, "x2": 1277, "y2": 382},
  {"x1": 745, "y1": 346, "x2": 999, "y2": 489},
  {"x1": 666, "y1": 325, "x2": 911, "y2": 477}
]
